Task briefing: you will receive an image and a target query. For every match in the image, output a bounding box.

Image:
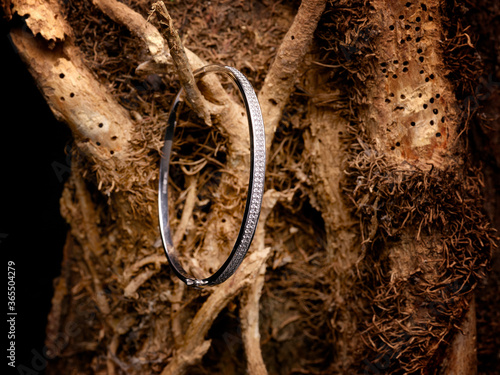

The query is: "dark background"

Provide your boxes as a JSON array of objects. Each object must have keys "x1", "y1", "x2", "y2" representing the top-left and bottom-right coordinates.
[{"x1": 2, "y1": 18, "x2": 70, "y2": 375}]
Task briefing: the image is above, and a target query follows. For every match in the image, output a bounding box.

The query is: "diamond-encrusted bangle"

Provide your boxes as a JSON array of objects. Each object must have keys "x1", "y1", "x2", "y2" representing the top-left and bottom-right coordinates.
[{"x1": 158, "y1": 65, "x2": 266, "y2": 287}]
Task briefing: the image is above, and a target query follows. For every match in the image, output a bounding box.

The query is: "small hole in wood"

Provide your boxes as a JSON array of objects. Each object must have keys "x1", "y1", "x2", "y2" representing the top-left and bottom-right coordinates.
[
  {"x1": 425, "y1": 77, "x2": 430, "y2": 82},
  {"x1": 416, "y1": 17, "x2": 421, "y2": 22},
  {"x1": 418, "y1": 93, "x2": 423, "y2": 98},
  {"x1": 423, "y1": 104, "x2": 428, "y2": 109},
  {"x1": 110, "y1": 150, "x2": 114, "y2": 155},
  {"x1": 433, "y1": 109, "x2": 438, "y2": 114},
  {"x1": 400, "y1": 39, "x2": 406, "y2": 44},
  {"x1": 59, "y1": 73, "x2": 65, "y2": 79},
  {"x1": 419, "y1": 56, "x2": 424, "y2": 62},
  {"x1": 406, "y1": 36, "x2": 412, "y2": 41},
  {"x1": 70, "y1": 93, "x2": 75, "y2": 97},
  {"x1": 381, "y1": 62, "x2": 387, "y2": 67},
  {"x1": 420, "y1": 70, "x2": 424, "y2": 74},
  {"x1": 396, "y1": 142, "x2": 401, "y2": 147},
  {"x1": 430, "y1": 120, "x2": 434, "y2": 125},
  {"x1": 421, "y1": 3, "x2": 428, "y2": 11},
  {"x1": 111, "y1": 136, "x2": 118, "y2": 140},
  {"x1": 401, "y1": 94, "x2": 406, "y2": 99},
  {"x1": 385, "y1": 99, "x2": 391, "y2": 103},
  {"x1": 291, "y1": 35, "x2": 295, "y2": 40},
  {"x1": 393, "y1": 60, "x2": 399, "y2": 64},
  {"x1": 393, "y1": 74, "x2": 398, "y2": 79},
  {"x1": 60, "y1": 97, "x2": 65, "y2": 101},
  {"x1": 430, "y1": 98, "x2": 435, "y2": 103},
  {"x1": 96, "y1": 142, "x2": 101, "y2": 146},
  {"x1": 415, "y1": 26, "x2": 421, "y2": 31},
  {"x1": 436, "y1": 132, "x2": 441, "y2": 137},
  {"x1": 382, "y1": 68, "x2": 387, "y2": 73},
  {"x1": 417, "y1": 48, "x2": 423, "y2": 54},
  {"x1": 399, "y1": 15, "x2": 405, "y2": 19},
  {"x1": 406, "y1": 2, "x2": 412, "y2": 7},
  {"x1": 389, "y1": 25, "x2": 395, "y2": 30},
  {"x1": 416, "y1": 37, "x2": 422, "y2": 42},
  {"x1": 391, "y1": 146, "x2": 396, "y2": 150},
  {"x1": 403, "y1": 67, "x2": 409, "y2": 72},
  {"x1": 390, "y1": 93, "x2": 395, "y2": 97},
  {"x1": 441, "y1": 116, "x2": 445, "y2": 122},
  {"x1": 98, "y1": 123, "x2": 103, "y2": 128},
  {"x1": 405, "y1": 25, "x2": 411, "y2": 30},
  {"x1": 436, "y1": 93, "x2": 440, "y2": 98},
  {"x1": 403, "y1": 61, "x2": 409, "y2": 66},
  {"x1": 428, "y1": 15, "x2": 434, "y2": 21},
  {"x1": 411, "y1": 121, "x2": 416, "y2": 126},
  {"x1": 430, "y1": 74, "x2": 435, "y2": 79}
]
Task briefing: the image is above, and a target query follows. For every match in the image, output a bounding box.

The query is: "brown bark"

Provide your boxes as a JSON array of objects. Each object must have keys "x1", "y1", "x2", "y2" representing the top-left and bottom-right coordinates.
[{"x1": 3, "y1": 0, "x2": 497, "y2": 374}]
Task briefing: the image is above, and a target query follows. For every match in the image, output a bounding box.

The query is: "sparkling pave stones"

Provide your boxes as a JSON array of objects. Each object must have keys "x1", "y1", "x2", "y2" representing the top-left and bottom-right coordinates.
[{"x1": 158, "y1": 65, "x2": 266, "y2": 287}]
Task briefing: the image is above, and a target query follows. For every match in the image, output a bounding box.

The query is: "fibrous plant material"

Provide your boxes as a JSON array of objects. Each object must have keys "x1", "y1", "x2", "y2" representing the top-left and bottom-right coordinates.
[
  {"x1": 3, "y1": 0, "x2": 498, "y2": 373},
  {"x1": 314, "y1": 0, "x2": 497, "y2": 373},
  {"x1": 258, "y1": 0, "x2": 327, "y2": 150}
]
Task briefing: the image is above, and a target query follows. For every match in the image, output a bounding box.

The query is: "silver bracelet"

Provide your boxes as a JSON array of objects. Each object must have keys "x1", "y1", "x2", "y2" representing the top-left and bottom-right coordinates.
[{"x1": 158, "y1": 65, "x2": 266, "y2": 287}]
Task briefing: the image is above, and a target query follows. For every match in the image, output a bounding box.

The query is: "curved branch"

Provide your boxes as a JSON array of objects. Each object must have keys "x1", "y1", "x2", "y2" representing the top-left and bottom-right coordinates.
[
  {"x1": 91, "y1": 0, "x2": 168, "y2": 64},
  {"x1": 259, "y1": 0, "x2": 327, "y2": 152}
]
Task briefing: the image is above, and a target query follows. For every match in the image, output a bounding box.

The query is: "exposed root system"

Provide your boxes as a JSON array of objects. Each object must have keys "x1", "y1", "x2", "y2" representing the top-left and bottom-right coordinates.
[{"x1": 4, "y1": 0, "x2": 499, "y2": 373}]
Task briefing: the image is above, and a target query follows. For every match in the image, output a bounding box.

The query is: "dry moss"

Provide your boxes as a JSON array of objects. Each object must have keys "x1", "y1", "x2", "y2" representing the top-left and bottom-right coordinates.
[
  {"x1": 343, "y1": 145, "x2": 496, "y2": 373},
  {"x1": 315, "y1": 0, "x2": 498, "y2": 373}
]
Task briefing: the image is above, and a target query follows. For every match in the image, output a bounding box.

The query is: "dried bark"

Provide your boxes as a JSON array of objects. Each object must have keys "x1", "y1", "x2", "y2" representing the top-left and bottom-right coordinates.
[{"x1": 3, "y1": 0, "x2": 498, "y2": 374}]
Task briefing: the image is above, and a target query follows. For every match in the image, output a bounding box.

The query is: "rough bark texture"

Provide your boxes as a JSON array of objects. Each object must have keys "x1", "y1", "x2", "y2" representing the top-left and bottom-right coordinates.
[{"x1": 3, "y1": 0, "x2": 499, "y2": 374}]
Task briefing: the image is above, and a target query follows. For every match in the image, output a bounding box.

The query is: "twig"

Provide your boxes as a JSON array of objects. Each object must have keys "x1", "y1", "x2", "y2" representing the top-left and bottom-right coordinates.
[
  {"x1": 173, "y1": 176, "x2": 197, "y2": 246},
  {"x1": 148, "y1": 1, "x2": 212, "y2": 126},
  {"x1": 123, "y1": 268, "x2": 157, "y2": 299},
  {"x1": 123, "y1": 254, "x2": 166, "y2": 281},
  {"x1": 107, "y1": 334, "x2": 119, "y2": 375},
  {"x1": 92, "y1": 0, "x2": 248, "y2": 155},
  {"x1": 170, "y1": 280, "x2": 186, "y2": 347}
]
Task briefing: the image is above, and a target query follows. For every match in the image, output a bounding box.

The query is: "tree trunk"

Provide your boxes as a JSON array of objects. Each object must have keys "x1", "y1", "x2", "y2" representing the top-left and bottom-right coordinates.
[{"x1": 3, "y1": 0, "x2": 498, "y2": 374}]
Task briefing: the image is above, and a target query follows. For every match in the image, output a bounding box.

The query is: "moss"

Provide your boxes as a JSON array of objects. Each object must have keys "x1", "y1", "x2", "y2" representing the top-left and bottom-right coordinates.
[{"x1": 316, "y1": 0, "x2": 497, "y2": 373}]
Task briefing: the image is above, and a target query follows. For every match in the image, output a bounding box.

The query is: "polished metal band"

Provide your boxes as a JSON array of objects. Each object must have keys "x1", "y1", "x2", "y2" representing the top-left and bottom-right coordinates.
[{"x1": 158, "y1": 65, "x2": 266, "y2": 287}]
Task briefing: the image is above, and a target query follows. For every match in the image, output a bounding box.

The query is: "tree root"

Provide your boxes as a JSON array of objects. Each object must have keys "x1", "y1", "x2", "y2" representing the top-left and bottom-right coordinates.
[
  {"x1": 173, "y1": 176, "x2": 197, "y2": 247},
  {"x1": 91, "y1": 0, "x2": 168, "y2": 64},
  {"x1": 258, "y1": 0, "x2": 327, "y2": 152},
  {"x1": 9, "y1": 27, "x2": 134, "y2": 160},
  {"x1": 240, "y1": 261, "x2": 268, "y2": 375},
  {"x1": 160, "y1": 190, "x2": 280, "y2": 375},
  {"x1": 441, "y1": 296, "x2": 478, "y2": 375}
]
